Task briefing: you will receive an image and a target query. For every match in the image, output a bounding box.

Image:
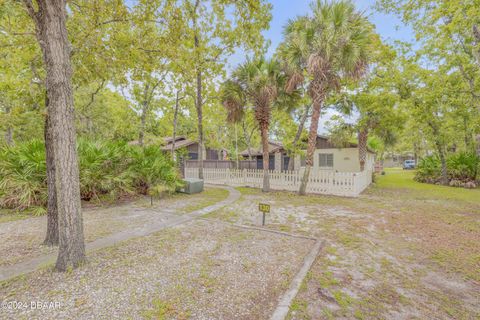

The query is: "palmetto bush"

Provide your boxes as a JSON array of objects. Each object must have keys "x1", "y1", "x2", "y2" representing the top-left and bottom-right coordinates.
[
  {"x1": 414, "y1": 155, "x2": 441, "y2": 184},
  {"x1": 446, "y1": 152, "x2": 479, "y2": 182},
  {"x1": 78, "y1": 140, "x2": 135, "y2": 201},
  {"x1": 0, "y1": 139, "x2": 181, "y2": 211},
  {"x1": 0, "y1": 140, "x2": 47, "y2": 210},
  {"x1": 415, "y1": 152, "x2": 480, "y2": 184},
  {"x1": 128, "y1": 145, "x2": 180, "y2": 195}
]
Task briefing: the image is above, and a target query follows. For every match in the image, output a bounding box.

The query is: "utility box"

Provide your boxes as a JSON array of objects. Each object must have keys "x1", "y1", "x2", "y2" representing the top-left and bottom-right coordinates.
[{"x1": 181, "y1": 178, "x2": 204, "y2": 194}]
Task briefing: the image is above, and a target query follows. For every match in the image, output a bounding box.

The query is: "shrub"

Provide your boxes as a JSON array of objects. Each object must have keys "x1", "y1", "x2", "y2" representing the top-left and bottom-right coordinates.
[
  {"x1": 127, "y1": 144, "x2": 181, "y2": 195},
  {"x1": 0, "y1": 139, "x2": 181, "y2": 211},
  {"x1": 78, "y1": 139, "x2": 135, "y2": 201},
  {"x1": 447, "y1": 152, "x2": 479, "y2": 182},
  {"x1": 414, "y1": 155, "x2": 441, "y2": 184},
  {"x1": 0, "y1": 140, "x2": 47, "y2": 210},
  {"x1": 415, "y1": 152, "x2": 480, "y2": 186}
]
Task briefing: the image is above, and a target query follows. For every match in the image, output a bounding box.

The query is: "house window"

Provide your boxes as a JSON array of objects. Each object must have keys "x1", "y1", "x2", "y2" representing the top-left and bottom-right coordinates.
[
  {"x1": 319, "y1": 153, "x2": 334, "y2": 168},
  {"x1": 188, "y1": 152, "x2": 198, "y2": 160}
]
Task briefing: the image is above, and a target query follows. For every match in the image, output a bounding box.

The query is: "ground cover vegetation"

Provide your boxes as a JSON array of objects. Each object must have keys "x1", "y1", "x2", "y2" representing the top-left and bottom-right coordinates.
[
  {"x1": 0, "y1": 140, "x2": 181, "y2": 212},
  {"x1": 0, "y1": 0, "x2": 478, "y2": 272}
]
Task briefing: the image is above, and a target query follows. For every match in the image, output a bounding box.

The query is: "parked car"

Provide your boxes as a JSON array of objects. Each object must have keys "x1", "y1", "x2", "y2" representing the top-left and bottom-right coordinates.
[{"x1": 403, "y1": 159, "x2": 416, "y2": 169}]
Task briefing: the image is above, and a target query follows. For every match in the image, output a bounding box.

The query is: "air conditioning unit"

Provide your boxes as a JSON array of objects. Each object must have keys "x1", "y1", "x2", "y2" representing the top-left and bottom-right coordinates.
[{"x1": 181, "y1": 178, "x2": 204, "y2": 194}]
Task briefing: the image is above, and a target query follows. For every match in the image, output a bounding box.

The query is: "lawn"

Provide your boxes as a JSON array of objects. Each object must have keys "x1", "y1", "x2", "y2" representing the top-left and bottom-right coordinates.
[{"x1": 374, "y1": 168, "x2": 480, "y2": 204}]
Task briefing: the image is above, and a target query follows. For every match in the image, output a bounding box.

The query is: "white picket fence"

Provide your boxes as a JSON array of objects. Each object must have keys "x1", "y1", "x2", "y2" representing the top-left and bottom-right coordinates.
[{"x1": 185, "y1": 168, "x2": 372, "y2": 197}]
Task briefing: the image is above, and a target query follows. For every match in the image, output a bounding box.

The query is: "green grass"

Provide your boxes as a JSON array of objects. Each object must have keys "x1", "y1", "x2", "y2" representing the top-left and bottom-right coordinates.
[
  {"x1": 203, "y1": 208, "x2": 240, "y2": 222},
  {"x1": 373, "y1": 168, "x2": 480, "y2": 204},
  {"x1": 180, "y1": 187, "x2": 230, "y2": 213},
  {"x1": 236, "y1": 186, "x2": 262, "y2": 195},
  {"x1": 142, "y1": 298, "x2": 190, "y2": 320}
]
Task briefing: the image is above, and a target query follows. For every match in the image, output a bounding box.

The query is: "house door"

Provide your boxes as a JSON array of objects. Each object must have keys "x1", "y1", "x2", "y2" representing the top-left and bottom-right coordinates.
[
  {"x1": 256, "y1": 155, "x2": 275, "y2": 170},
  {"x1": 256, "y1": 157, "x2": 263, "y2": 170},
  {"x1": 283, "y1": 156, "x2": 290, "y2": 171},
  {"x1": 188, "y1": 152, "x2": 198, "y2": 160}
]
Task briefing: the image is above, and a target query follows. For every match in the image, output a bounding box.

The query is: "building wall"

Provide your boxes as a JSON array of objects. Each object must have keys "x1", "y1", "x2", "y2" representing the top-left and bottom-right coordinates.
[
  {"x1": 383, "y1": 155, "x2": 413, "y2": 168},
  {"x1": 312, "y1": 148, "x2": 359, "y2": 172},
  {"x1": 366, "y1": 152, "x2": 375, "y2": 171},
  {"x1": 294, "y1": 155, "x2": 301, "y2": 171},
  {"x1": 186, "y1": 143, "x2": 215, "y2": 160},
  {"x1": 287, "y1": 148, "x2": 375, "y2": 173},
  {"x1": 274, "y1": 152, "x2": 282, "y2": 171}
]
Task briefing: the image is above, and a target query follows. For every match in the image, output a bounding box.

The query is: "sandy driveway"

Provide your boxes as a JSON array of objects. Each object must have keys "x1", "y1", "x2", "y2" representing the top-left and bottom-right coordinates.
[
  {"x1": 206, "y1": 184, "x2": 479, "y2": 319},
  {"x1": 0, "y1": 187, "x2": 230, "y2": 269}
]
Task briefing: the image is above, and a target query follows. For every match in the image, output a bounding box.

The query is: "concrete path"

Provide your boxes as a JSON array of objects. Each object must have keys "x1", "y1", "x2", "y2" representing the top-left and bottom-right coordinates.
[
  {"x1": 270, "y1": 239, "x2": 324, "y2": 320},
  {"x1": 0, "y1": 185, "x2": 240, "y2": 282}
]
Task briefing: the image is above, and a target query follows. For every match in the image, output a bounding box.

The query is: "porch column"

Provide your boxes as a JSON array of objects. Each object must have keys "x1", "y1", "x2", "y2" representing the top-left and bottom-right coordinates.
[
  {"x1": 275, "y1": 152, "x2": 281, "y2": 172},
  {"x1": 294, "y1": 155, "x2": 301, "y2": 171}
]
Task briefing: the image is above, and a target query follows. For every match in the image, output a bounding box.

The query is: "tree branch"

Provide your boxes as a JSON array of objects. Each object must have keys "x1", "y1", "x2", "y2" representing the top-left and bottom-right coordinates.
[
  {"x1": 81, "y1": 80, "x2": 106, "y2": 110},
  {"x1": 21, "y1": 0, "x2": 38, "y2": 22}
]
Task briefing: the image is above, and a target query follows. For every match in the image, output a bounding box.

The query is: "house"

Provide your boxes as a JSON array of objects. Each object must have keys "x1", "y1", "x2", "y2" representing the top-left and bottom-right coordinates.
[
  {"x1": 382, "y1": 152, "x2": 415, "y2": 168},
  {"x1": 238, "y1": 135, "x2": 375, "y2": 172},
  {"x1": 160, "y1": 136, "x2": 227, "y2": 160},
  {"x1": 239, "y1": 141, "x2": 290, "y2": 171},
  {"x1": 292, "y1": 135, "x2": 375, "y2": 172}
]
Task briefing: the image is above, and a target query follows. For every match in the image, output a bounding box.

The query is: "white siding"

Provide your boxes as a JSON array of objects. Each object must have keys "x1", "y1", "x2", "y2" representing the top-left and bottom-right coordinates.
[{"x1": 313, "y1": 148, "x2": 360, "y2": 172}]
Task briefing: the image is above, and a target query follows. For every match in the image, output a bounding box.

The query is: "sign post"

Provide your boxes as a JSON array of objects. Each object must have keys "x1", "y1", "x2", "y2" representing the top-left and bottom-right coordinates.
[{"x1": 258, "y1": 203, "x2": 270, "y2": 226}]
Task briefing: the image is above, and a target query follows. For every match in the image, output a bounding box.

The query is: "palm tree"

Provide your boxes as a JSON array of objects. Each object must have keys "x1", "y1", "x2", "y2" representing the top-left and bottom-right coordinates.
[
  {"x1": 279, "y1": 0, "x2": 374, "y2": 194},
  {"x1": 221, "y1": 58, "x2": 287, "y2": 192}
]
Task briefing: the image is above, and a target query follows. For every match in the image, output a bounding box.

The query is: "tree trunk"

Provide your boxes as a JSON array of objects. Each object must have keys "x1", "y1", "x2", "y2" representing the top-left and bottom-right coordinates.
[
  {"x1": 44, "y1": 112, "x2": 58, "y2": 246},
  {"x1": 260, "y1": 123, "x2": 270, "y2": 192},
  {"x1": 192, "y1": 1, "x2": 204, "y2": 179},
  {"x1": 26, "y1": 0, "x2": 86, "y2": 271},
  {"x1": 288, "y1": 105, "x2": 310, "y2": 171},
  {"x1": 433, "y1": 134, "x2": 448, "y2": 185},
  {"x1": 299, "y1": 98, "x2": 322, "y2": 195},
  {"x1": 428, "y1": 120, "x2": 448, "y2": 185},
  {"x1": 462, "y1": 116, "x2": 471, "y2": 150},
  {"x1": 234, "y1": 123, "x2": 239, "y2": 167},
  {"x1": 413, "y1": 142, "x2": 419, "y2": 164},
  {"x1": 4, "y1": 128, "x2": 13, "y2": 146},
  {"x1": 476, "y1": 134, "x2": 480, "y2": 156},
  {"x1": 196, "y1": 69, "x2": 204, "y2": 179},
  {"x1": 242, "y1": 120, "x2": 254, "y2": 161},
  {"x1": 437, "y1": 145, "x2": 448, "y2": 185},
  {"x1": 171, "y1": 90, "x2": 180, "y2": 159},
  {"x1": 358, "y1": 128, "x2": 369, "y2": 172},
  {"x1": 138, "y1": 83, "x2": 150, "y2": 147},
  {"x1": 4, "y1": 106, "x2": 13, "y2": 146}
]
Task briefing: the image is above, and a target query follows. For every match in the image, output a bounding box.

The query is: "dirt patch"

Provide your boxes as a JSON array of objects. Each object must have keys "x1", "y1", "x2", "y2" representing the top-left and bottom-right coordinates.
[
  {"x1": 0, "y1": 187, "x2": 229, "y2": 268},
  {"x1": 0, "y1": 220, "x2": 314, "y2": 319},
  {"x1": 209, "y1": 187, "x2": 480, "y2": 319}
]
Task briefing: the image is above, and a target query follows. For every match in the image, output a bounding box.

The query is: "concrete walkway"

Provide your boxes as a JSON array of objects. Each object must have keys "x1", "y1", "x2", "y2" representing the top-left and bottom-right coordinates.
[
  {"x1": 270, "y1": 239, "x2": 324, "y2": 320},
  {"x1": 0, "y1": 185, "x2": 240, "y2": 282}
]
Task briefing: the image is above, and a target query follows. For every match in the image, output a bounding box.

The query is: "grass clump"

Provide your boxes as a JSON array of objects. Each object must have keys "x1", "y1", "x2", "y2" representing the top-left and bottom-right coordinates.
[{"x1": 142, "y1": 299, "x2": 190, "y2": 320}]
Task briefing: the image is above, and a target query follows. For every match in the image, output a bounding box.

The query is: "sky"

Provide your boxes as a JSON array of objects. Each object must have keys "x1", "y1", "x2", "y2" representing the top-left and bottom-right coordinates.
[
  {"x1": 264, "y1": 0, "x2": 413, "y2": 54},
  {"x1": 245, "y1": 0, "x2": 415, "y2": 133}
]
